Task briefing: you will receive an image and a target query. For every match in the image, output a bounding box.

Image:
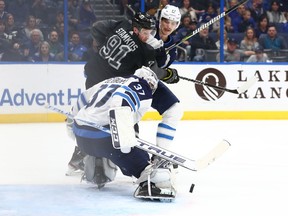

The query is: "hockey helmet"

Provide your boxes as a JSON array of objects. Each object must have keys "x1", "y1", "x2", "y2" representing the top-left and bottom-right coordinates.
[
  {"x1": 132, "y1": 12, "x2": 156, "y2": 30},
  {"x1": 159, "y1": 5, "x2": 181, "y2": 28},
  {"x1": 134, "y1": 66, "x2": 159, "y2": 94}
]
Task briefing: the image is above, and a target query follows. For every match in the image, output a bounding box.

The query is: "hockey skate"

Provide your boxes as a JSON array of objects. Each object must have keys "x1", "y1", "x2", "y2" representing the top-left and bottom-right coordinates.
[
  {"x1": 134, "y1": 157, "x2": 176, "y2": 202},
  {"x1": 134, "y1": 181, "x2": 176, "y2": 201},
  {"x1": 66, "y1": 146, "x2": 86, "y2": 176}
]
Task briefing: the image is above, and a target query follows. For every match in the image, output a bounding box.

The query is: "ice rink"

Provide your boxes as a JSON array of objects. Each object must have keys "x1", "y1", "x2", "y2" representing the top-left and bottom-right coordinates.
[{"x1": 1, "y1": 120, "x2": 288, "y2": 216}]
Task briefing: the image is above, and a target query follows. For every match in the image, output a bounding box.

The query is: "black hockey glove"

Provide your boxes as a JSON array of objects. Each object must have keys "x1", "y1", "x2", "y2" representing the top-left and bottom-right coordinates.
[{"x1": 162, "y1": 68, "x2": 179, "y2": 84}]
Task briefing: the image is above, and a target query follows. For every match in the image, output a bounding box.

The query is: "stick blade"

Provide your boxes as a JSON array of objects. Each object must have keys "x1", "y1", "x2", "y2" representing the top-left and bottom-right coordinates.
[
  {"x1": 195, "y1": 140, "x2": 231, "y2": 170},
  {"x1": 237, "y1": 76, "x2": 258, "y2": 94}
]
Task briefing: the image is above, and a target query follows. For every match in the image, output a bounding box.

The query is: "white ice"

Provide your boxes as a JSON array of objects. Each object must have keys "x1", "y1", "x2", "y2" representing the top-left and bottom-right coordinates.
[{"x1": 0, "y1": 120, "x2": 288, "y2": 216}]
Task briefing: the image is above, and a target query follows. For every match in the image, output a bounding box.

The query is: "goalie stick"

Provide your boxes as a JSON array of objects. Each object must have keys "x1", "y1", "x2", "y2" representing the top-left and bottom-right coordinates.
[
  {"x1": 166, "y1": 0, "x2": 249, "y2": 51},
  {"x1": 180, "y1": 75, "x2": 258, "y2": 94},
  {"x1": 45, "y1": 104, "x2": 230, "y2": 171}
]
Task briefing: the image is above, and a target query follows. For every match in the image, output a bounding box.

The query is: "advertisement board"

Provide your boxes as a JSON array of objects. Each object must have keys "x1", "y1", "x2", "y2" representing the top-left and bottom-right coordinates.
[{"x1": 1, "y1": 63, "x2": 288, "y2": 122}]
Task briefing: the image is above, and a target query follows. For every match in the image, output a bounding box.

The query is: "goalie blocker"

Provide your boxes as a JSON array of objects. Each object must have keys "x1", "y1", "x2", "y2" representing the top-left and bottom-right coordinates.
[{"x1": 109, "y1": 106, "x2": 137, "y2": 153}]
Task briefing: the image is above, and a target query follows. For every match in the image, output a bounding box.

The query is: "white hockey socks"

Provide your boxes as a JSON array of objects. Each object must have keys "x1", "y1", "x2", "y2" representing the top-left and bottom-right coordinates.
[{"x1": 156, "y1": 103, "x2": 183, "y2": 149}]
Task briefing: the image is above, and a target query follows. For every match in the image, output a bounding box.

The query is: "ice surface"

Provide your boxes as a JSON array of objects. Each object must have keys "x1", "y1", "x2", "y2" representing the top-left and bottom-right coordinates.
[{"x1": 0, "y1": 120, "x2": 288, "y2": 216}]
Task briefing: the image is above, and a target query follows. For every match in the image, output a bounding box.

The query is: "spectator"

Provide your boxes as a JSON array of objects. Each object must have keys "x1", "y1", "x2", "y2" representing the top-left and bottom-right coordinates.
[
  {"x1": 258, "y1": 24, "x2": 288, "y2": 51},
  {"x1": 30, "y1": 0, "x2": 49, "y2": 25},
  {"x1": 0, "y1": 20, "x2": 10, "y2": 55},
  {"x1": 78, "y1": 0, "x2": 96, "y2": 30},
  {"x1": 24, "y1": 28, "x2": 44, "y2": 60},
  {"x1": 53, "y1": 11, "x2": 64, "y2": 33},
  {"x1": 159, "y1": 0, "x2": 169, "y2": 10},
  {"x1": 237, "y1": 9, "x2": 256, "y2": 33},
  {"x1": 179, "y1": 0, "x2": 198, "y2": 21},
  {"x1": 4, "y1": 13, "x2": 25, "y2": 44},
  {"x1": 47, "y1": 30, "x2": 64, "y2": 58},
  {"x1": 173, "y1": 15, "x2": 197, "y2": 61},
  {"x1": 246, "y1": 46, "x2": 270, "y2": 62},
  {"x1": 188, "y1": 23, "x2": 217, "y2": 61},
  {"x1": 240, "y1": 27, "x2": 259, "y2": 60},
  {"x1": 145, "y1": 2, "x2": 159, "y2": 18},
  {"x1": 215, "y1": 29, "x2": 228, "y2": 50},
  {"x1": 0, "y1": 0, "x2": 8, "y2": 23},
  {"x1": 23, "y1": 15, "x2": 42, "y2": 43},
  {"x1": 68, "y1": 0, "x2": 80, "y2": 31},
  {"x1": 265, "y1": 0, "x2": 287, "y2": 24},
  {"x1": 1, "y1": 42, "x2": 29, "y2": 61},
  {"x1": 31, "y1": 40, "x2": 55, "y2": 62},
  {"x1": 54, "y1": 21, "x2": 64, "y2": 43},
  {"x1": 255, "y1": 14, "x2": 270, "y2": 38},
  {"x1": 210, "y1": 5, "x2": 226, "y2": 33},
  {"x1": 217, "y1": 37, "x2": 253, "y2": 62},
  {"x1": 6, "y1": 0, "x2": 30, "y2": 26},
  {"x1": 229, "y1": 2, "x2": 246, "y2": 33},
  {"x1": 169, "y1": 0, "x2": 181, "y2": 7},
  {"x1": 240, "y1": 27, "x2": 259, "y2": 50},
  {"x1": 247, "y1": 0, "x2": 266, "y2": 22},
  {"x1": 68, "y1": 31, "x2": 87, "y2": 61},
  {"x1": 225, "y1": 18, "x2": 235, "y2": 33},
  {"x1": 198, "y1": 3, "x2": 218, "y2": 31},
  {"x1": 227, "y1": 0, "x2": 241, "y2": 21}
]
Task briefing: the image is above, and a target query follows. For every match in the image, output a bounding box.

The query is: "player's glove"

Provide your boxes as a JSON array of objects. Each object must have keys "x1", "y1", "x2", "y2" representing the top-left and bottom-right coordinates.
[
  {"x1": 66, "y1": 117, "x2": 75, "y2": 140},
  {"x1": 162, "y1": 68, "x2": 179, "y2": 84},
  {"x1": 146, "y1": 34, "x2": 164, "y2": 49}
]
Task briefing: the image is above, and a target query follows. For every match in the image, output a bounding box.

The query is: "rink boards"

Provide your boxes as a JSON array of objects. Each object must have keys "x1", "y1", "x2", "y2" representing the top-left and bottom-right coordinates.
[{"x1": 1, "y1": 63, "x2": 288, "y2": 123}]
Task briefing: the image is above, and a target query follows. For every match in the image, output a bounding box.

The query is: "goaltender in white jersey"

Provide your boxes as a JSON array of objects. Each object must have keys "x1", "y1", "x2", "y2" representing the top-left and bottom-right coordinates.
[{"x1": 67, "y1": 66, "x2": 177, "y2": 200}]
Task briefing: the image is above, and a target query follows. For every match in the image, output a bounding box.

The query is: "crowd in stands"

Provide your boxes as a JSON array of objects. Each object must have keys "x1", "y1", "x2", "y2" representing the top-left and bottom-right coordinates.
[
  {"x1": 0, "y1": 0, "x2": 95, "y2": 62},
  {"x1": 168, "y1": 0, "x2": 288, "y2": 62},
  {"x1": 0, "y1": 0, "x2": 288, "y2": 63}
]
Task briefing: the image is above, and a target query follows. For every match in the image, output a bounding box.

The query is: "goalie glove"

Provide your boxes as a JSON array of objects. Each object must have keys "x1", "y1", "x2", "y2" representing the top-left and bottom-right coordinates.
[
  {"x1": 66, "y1": 117, "x2": 75, "y2": 140},
  {"x1": 162, "y1": 68, "x2": 179, "y2": 84}
]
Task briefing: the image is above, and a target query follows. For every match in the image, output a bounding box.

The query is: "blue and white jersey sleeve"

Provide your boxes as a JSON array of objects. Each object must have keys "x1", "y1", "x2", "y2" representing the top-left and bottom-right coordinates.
[
  {"x1": 73, "y1": 76, "x2": 153, "y2": 127},
  {"x1": 155, "y1": 33, "x2": 177, "y2": 68}
]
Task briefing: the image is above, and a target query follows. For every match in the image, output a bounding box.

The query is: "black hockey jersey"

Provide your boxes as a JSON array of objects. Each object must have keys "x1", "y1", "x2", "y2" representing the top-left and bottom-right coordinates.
[{"x1": 84, "y1": 20, "x2": 156, "y2": 88}]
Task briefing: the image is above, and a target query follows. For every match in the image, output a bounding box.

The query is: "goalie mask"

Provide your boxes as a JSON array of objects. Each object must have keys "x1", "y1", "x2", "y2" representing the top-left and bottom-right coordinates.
[
  {"x1": 159, "y1": 5, "x2": 181, "y2": 29},
  {"x1": 134, "y1": 66, "x2": 159, "y2": 94}
]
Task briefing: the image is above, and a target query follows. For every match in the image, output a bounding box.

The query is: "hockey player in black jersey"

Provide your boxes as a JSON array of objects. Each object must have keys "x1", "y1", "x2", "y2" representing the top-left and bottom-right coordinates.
[{"x1": 66, "y1": 7, "x2": 182, "y2": 200}]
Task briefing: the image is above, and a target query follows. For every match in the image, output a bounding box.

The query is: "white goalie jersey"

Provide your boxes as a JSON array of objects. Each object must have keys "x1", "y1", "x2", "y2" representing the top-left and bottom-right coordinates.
[{"x1": 71, "y1": 75, "x2": 153, "y2": 127}]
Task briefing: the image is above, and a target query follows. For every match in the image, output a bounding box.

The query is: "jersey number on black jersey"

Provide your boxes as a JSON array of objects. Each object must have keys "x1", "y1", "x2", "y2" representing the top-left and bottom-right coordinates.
[{"x1": 99, "y1": 35, "x2": 132, "y2": 70}]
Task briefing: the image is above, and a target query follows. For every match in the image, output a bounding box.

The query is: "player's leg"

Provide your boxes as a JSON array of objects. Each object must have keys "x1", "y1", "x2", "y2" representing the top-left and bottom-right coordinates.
[
  {"x1": 82, "y1": 155, "x2": 118, "y2": 189},
  {"x1": 151, "y1": 81, "x2": 183, "y2": 149},
  {"x1": 134, "y1": 156, "x2": 177, "y2": 200}
]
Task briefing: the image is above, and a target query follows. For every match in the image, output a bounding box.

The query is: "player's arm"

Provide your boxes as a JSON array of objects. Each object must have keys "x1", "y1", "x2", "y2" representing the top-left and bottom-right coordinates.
[{"x1": 145, "y1": 46, "x2": 179, "y2": 84}]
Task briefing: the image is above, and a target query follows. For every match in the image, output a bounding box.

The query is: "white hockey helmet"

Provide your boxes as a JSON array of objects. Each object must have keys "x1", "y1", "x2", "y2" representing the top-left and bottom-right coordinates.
[
  {"x1": 134, "y1": 66, "x2": 159, "y2": 94},
  {"x1": 159, "y1": 5, "x2": 181, "y2": 29}
]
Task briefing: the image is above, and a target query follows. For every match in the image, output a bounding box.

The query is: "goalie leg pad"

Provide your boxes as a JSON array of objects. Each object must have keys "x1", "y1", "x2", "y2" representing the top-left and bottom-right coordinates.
[
  {"x1": 135, "y1": 163, "x2": 176, "y2": 199},
  {"x1": 83, "y1": 156, "x2": 118, "y2": 188}
]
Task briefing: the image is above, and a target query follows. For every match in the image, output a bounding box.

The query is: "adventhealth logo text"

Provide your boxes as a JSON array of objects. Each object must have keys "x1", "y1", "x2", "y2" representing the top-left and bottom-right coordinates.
[{"x1": 0, "y1": 88, "x2": 82, "y2": 106}]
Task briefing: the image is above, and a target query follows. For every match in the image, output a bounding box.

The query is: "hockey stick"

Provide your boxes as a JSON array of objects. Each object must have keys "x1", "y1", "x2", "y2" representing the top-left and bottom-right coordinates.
[
  {"x1": 166, "y1": 0, "x2": 249, "y2": 51},
  {"x1": 180, "y1": 75, "x2": 258, "y2": 94},
  {"x1": 45, "y1": 104, "x2": 230, "y2": 171}
]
